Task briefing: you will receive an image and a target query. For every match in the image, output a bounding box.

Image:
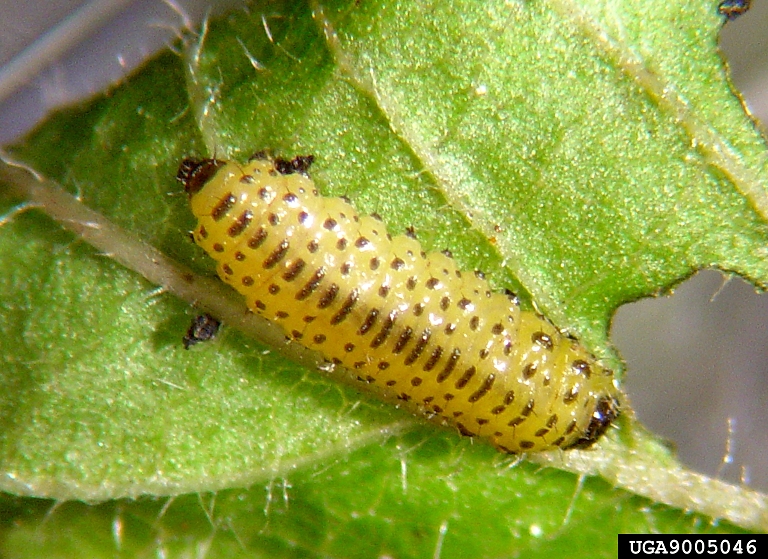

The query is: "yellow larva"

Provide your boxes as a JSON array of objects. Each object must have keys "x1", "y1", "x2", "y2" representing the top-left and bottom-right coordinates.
[{"x1": 178, "y1": 153, "x2": 620, "y2": 453}]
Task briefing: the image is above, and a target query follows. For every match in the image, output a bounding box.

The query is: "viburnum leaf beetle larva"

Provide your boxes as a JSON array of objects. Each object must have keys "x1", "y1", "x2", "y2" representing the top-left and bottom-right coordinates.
[{"x1": 178, "y1": 153, "x2": 620, "y2": 453}]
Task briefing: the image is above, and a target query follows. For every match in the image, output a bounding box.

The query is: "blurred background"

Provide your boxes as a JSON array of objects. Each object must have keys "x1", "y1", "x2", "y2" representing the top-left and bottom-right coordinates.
[{"x1": 1, "y1": 0, "x2": 767, "y2": 490}]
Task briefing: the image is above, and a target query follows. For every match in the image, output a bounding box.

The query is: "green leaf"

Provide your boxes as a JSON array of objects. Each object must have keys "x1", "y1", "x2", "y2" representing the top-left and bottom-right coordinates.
[{"x1": 1, "y1": 0, "x2": 767, "y2": 555}]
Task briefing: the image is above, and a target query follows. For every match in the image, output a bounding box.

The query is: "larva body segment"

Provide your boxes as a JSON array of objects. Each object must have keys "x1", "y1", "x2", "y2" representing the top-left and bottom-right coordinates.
[{"x1": 179, "y1": 155, "x2": 620, "y2": 453}]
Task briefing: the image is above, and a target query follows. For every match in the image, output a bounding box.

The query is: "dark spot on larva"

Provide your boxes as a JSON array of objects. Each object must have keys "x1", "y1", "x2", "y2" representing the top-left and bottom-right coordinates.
[
  {"x1": 456, "y1": 423, "x2": 475, "y2": 437},
  {"x1": 532, "y1": 331, "x2": 554, "y2": 350},
  {"x1": 546, "y1": 414, "x2": 558, "y2": 428},
  {"x1": 254, "y1": 300, "x2": 266, "y2": 311},
  {"x1": 425, "y1": 278, "x2": 440, "y2": 289},
  {"x1": 444, "y1": 323, "x2": 456, "y2": 335},
  {"x1": 437, "y1": 348, "x2": 460, "y2": 382},
  {"x1": 340, "y1": 262, "x2": 352, "y2": 275},
  {"x1": 455, "y1": 366, "x2": 476, "y2": 389},
  {"x1": 441, "y1": 249, "x2": 453, "y2": 258},
  {"x1": 563, "y1": 386, "x2": 579, "y2": 404},
  {"x1": 241, "y1": 276, "x2": 255, "y2": 286},
  {"x1": 313, "y1": 334, "x2": 326, "y2": 344},
  {"x1": 508, "y1": 416, "x2": 526, "y2": 427},
  {"x1": 443, "y1": 393, "x2": 455, "y2": 401},
  {"x1": 404, "y1": 329, "x2": 431, "y2": 366},
  {"x1": 303, "y1": 315, "x2": 316, "y2": 323},
  {"x1": 458, "y1": 298, "x2": 471, "y2": 310},
  {"x1": 198, "y1": 225, "x2": 208, "y2": 239},
  {"x1": 378, "y1": 285, "x2": 390, "y2": 298},
  {"x1": 222, "y1": 263, "x2": 233, "y2": 275},
  {"x1": 332, "y1": 357, "x2": 342, "y2": 365},
  {"x1": 504, "y1": 390, "x2": 515, "y2": 405},
  {"x1": 393, "y1": 327, "x2": 414, "y2": 354},
  {"x1": 282, "y1": 259, "x2": 306, "y2": 281},
  {"x1": 317, "y1": 284, "x2": 340, "y2": 309},
  {"x1": 420, "y1": 251, "x2": 427, "y2": 259},
  {"x1": 413, "y1": 303, "x2": 425, "y2": 317},
  {"x1": 432, "y1": 404, "x2": 444, "y2": 413},
  {"x1": 365, "y1": 375, "x2": 376, "y2": 383},
  {"x1": 344, "y1": 343, "x2": 355, "y2": 352},
  {"x1": 356, "y1": 237, "x2": 370, "y2": 248},
  {"x1": 474, "y1": 270, "x2": 485, "y2": 279},
  {"x1": 522, "y1": 363, "x2": 537, "y2": 379},
  {"x1": 378, "y1": 361, "x2": 390, "y2": 370},
  {"x1": 423, "y1": 396, "x2": 434, "y2": 405},
  {"x1": 491, "y1": 323, "x2": 504, "y2": 335},
  {"x1": 552, "y1": 436, "x2": 565, "y2": 447},
  {"x1": 521, "y1": 399, "x2": 535, "y2": 416},
  {"x1": 479, "y1": 348, "x2": 489, "y2": 359},
  {"x1": 213, "y1": 243, "x2": 224, "y2": 253},
  {"x1": 519, "y1": 440, "x2": 535, "y2": 450},
  {"x1": 543, "y1": 374, "x2": 551, "y2": 386},
  {"x1": 476, "y1": 418, "x2": 489, "y2": 426},
  {"x1": 283, "y1": 192, "x2": 298, "y2": 204},
  {"x1": 397, "y1": 393, "x2": 412, "y2": 402},
  {"x1": 440, "y1": 297, "x2": 450, "y2": 311},
  {"x1": 469, "y1": 316, "x2": 480, "y2": 331},
  {"x1": 211, "y1": 193, "x2": 236, "y2": 221},
  {"x1": 336, "y1": 238, "x2": 348, "y2": 250},
  {"x1": 296, "y1": 267, "x2": 326, "y2": 300},
  {"x1": 391, "y1": 257, "x2": 405, "y2": 270},
  {"x1": 385, "y1": 379, "x2": 396, "y2": 387},
  {"x1": 248, "y1": 228, "x2": 268, "y2": 249},
  {"x1": 406, "y1": 277, "x2": 417, "y2": 290},
  {"x1": 535, "y1": 428, "x2": 549, "y2": 437},
  {"x1": 423, "y1": 346, "x2": 443, "y2": 371},
  {"x1": 565, "y1": 420, "x2": 578, "y2": 434},
  {"x1": 572, "y1": 359, "x2": 592, "y2": 378},
  {"x1": 268, "y1": 284, "x2": 280, "y2": 295},
  {"x1": 358, "y1": 309, "x2": 380, "y2": 335},
  {"x1": 228, "y1": 210, "x2": 253, "y2": 237},
  {"x1": 468, "y1": 374, "x2": 495, "y2": 402},
  {"x1": 411, "y1": 377, "x2": 423, "y2": 387},
  {"x1": 258, "y1": 187, "x2": 271, "y2": 199},
  {"x1": 268, "y1": 213, "x2": 280, "y2": 226},
  {"x1": 371, "y1": 212, "x2": 383, "y2": 221},
  {"x1": 307, "y1": 239, "x2": 319, "y2": 253},
  {"x1": 298, "y1": 211, "x2": 309, "y2": 224},
  {"x1": 370, "y1": 257, "x2": 380, "y2": 270},
  {"x1": 405, "y1": 226, "x2": 416, "y2": 238},
  {"x1": 234, "y1": 251, "x2": 245, "y2": 261},
  {"x1": 330, "y1": 289, "x2": 359, "y2": 325},
  {"x1": 291, "y1": 330, "x2": 303, "y2": 339},
  {"x1": 263, "y1": 239, "x2": 289, "y2": 269},
  {"x1": 371, "y1": 311, "x2": 397, "y2": 348},
  {"x1": 354, "y1": 362, "x2": 365, "y2": 370},
  {"x1": 324, "y1": 218, "x2": 338, "y2": 230},
  {"x1": 503, "y1": 340, "x2": 513, "y2": 355},
  {"x1": 491, "y1": 405, "x2": 506, "y2": 415},
  {"x1": 275, "y1": 311, "x2": 289, "y2": 319}
]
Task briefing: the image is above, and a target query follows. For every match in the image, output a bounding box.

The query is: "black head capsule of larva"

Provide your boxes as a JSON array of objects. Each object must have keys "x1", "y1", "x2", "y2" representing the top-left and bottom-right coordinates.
[
  {"x1": 177, "y1": 158, "x2": 226, "y2": 195},
  {"x1": 181, "y1": 152, "x2": 621, "y2": 454}
]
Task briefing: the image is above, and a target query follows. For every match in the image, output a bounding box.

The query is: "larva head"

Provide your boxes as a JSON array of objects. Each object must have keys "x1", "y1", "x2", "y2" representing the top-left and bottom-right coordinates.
[
  {"x1": 566, "y1": 394, "x2": 620, "y2": 450},
  {"x1": 177, "y1": 158, "x2": 226, "y2": 196}
]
